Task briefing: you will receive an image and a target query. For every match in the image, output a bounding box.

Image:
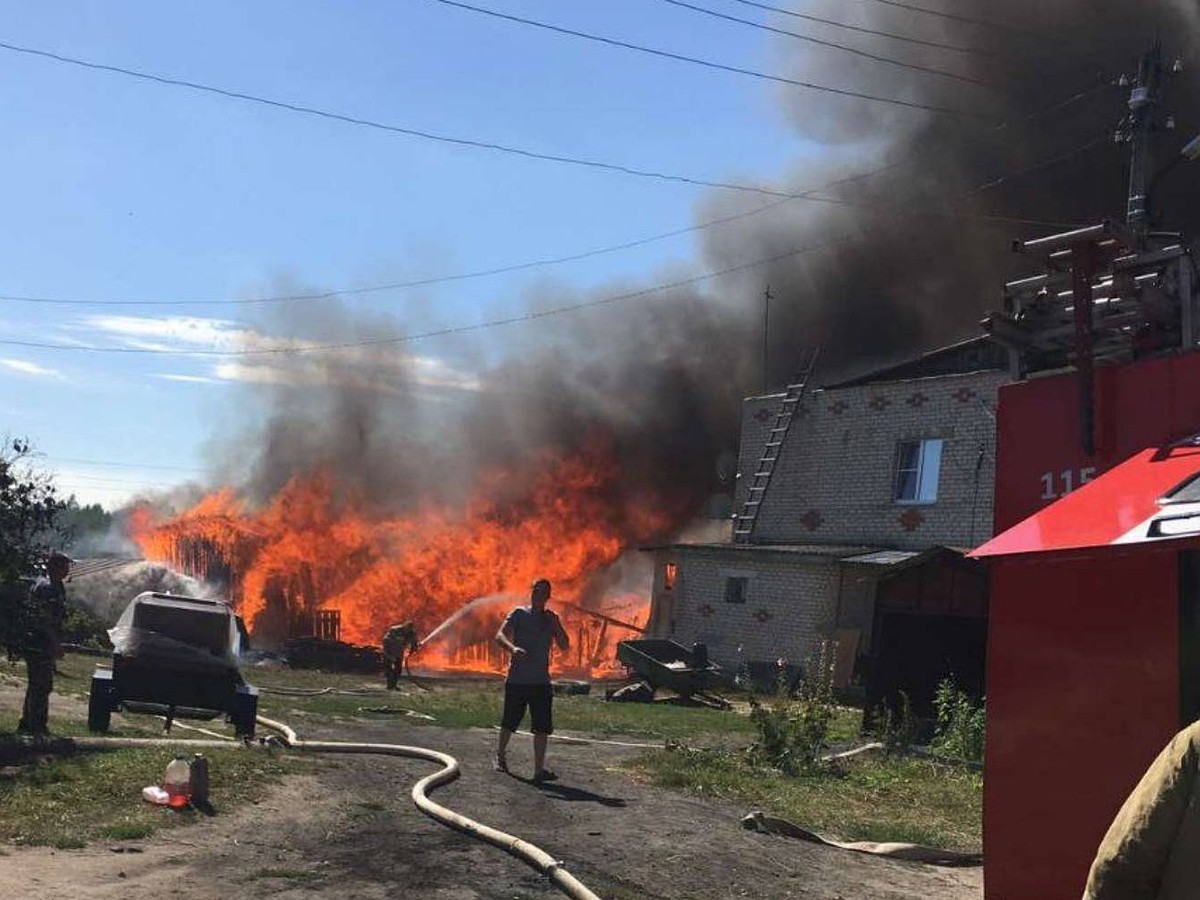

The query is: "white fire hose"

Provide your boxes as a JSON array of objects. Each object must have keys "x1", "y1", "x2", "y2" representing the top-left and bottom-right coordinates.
[
  {"x1": 70, "y1": 716, "x2": 603, "y2": 900},
  {"x1": 256, "y1": 716, "x2": 602, "y2": 900}
]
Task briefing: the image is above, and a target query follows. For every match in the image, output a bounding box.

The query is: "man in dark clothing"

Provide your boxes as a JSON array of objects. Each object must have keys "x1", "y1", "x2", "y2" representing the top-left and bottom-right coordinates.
[
  {"x1": 18, "y1": 552, "x2": 70, "y2": 738},
  {"x1": 494, "y1": 579, "x2": 569, "y2": 782}
]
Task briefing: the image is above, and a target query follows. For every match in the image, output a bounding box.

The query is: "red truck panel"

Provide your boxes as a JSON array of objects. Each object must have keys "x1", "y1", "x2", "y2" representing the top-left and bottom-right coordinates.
[
  {"x1": 994, "y1": 353, "x2": 1200, "y2": 533},
  {"x1": 984, "y1": 550, "x2": 1179, "y2": 899}
]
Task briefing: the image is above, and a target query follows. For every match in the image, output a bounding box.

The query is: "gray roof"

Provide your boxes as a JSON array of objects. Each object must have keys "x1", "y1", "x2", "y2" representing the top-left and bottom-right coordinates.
[
  {"x1": 642, "y1": 544, "x2": 976, "y2": 571},
  {"x1": 640, "y1": 542, "x2": 876, "y2": 560},
  {"x1": 841, "y1": 546, "x2": 974, "y2": 570},
  {"x1": 841, "y1": 550, "x2": 924, "y2": 566}
]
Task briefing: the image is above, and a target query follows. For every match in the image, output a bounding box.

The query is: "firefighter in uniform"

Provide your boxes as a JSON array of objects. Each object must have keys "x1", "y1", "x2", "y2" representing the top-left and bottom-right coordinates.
[
  {"x1": 18, "y1": 552, "x2": 71, "y2": 738},
  {"x1": 381, "y1": 621, "x2": 419, "y2": 689}
]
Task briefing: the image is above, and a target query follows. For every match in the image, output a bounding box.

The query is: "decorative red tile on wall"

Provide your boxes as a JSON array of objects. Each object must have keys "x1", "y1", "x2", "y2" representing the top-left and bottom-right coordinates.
[
  {"x1": 754, "y1": 608, "x2": 773, "y2": 623},
  {"x1": 899, "y1": 508, "x2": 925, "y2": 531},
  {"x1": 828, "y1": 400, "x2": 848, "y2": 415},
  {"x1": 952, "y1": 387, "x2": 977, "y2": 403},
  {"x1": 869, "y1": 396, "x2": 892, "y2": 411},
  {"x1": 800, "y1": 509, "x2": 824, "y2": 531},
  {"x1": 698, "y1": 604, "x2": 714, "y2": 618},
  {"x1": 907, "y1": 392, "x2": 929, "y2": 408},
  {"x1": 753, "y1": 407, "x2": 774, "y2": 422}
]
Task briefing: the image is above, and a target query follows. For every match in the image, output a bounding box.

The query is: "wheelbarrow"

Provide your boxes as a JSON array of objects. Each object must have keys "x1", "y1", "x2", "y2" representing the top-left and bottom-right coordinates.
[{"x1": 614, "y1": 639, "x2": 729, "y2": 707}]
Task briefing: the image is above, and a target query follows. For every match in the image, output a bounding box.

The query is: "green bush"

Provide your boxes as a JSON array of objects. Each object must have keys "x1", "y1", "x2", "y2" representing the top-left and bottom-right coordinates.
[
  {"x1": 931, "y1": 679, "x2": 986, "y2": 762},
  {"x1": 747, "y1": 641, "x2": 837, "y2": 775},
  {"x1": 61, "y1": 603, "x2": 111, "y2": 650}
]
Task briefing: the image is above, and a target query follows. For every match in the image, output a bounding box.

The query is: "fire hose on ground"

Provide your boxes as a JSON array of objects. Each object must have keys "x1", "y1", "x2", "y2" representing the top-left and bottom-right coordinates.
[{"x1": 69, "y1": 713, "x2": 603, "y2": 900}]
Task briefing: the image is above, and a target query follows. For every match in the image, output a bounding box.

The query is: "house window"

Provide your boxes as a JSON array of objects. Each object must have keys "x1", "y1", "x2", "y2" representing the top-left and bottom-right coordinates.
[
  {"x1": 895, "y1": 438, "x2": 944, "y2": 504},
  {"x1": 664, "y1": 562, "x2": 678, "y2": 591},
  {"x1": 725, "y1": 576, "x2": 748, "y2": 604}
]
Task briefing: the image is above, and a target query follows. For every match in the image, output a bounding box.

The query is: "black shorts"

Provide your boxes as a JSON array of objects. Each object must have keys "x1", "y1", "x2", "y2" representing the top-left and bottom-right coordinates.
[{"x1": 501, "y1": 682, "x2": 553, "y2": 734}]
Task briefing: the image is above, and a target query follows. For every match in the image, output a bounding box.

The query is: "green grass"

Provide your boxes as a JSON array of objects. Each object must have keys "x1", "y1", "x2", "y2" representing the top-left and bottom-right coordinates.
[
  {"x1": 628, "y1": 745, "x2": 982, "y2": 851},
  {"x1": 251, "y1": 665, "x2": 863, "y2": 745},
  {"x1": 0, "y1": 732, "x2": 307, "y2": 848},
  {"x1": 0, "y1": 654, "x2": 310, "y2": 850},
  {"x1": 10, "y1": 652, "x2": 965, "y2": 857},
  {"x1": 102, "y1": 822, "x2": 154, "y2": 840},
  {"x1": 45, "y1": 651, "x2": 864, "y2": 747}
]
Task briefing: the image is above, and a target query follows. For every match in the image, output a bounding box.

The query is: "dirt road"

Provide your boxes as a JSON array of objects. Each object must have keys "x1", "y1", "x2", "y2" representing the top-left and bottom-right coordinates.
[{"x1": 0, "y1": 712, "x2": 982, "y2": 900}]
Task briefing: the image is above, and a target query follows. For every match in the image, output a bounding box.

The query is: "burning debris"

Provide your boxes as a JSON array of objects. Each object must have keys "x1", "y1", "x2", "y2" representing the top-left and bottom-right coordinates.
[{"x1": 130, "y1": 445, "x2": 657, "y2": 677}]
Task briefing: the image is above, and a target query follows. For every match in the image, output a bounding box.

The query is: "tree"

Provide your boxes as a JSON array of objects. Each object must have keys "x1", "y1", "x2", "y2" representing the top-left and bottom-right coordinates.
[
  {"x1": 55, "y1": 497, "x2": 113, "y2": 551},
  {"x1": 0, "y1": 438, "x2": 69, "y2": 583}
]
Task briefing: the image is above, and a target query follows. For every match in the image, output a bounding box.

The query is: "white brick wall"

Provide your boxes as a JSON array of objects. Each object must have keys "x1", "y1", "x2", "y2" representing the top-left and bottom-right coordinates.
[
  {"x1": 648, "y1": 367, "x2": 1008, "y2": 670},
  {"x1": 650, "y1": 548, "x2": 840, "y2": 669},
  {"x1": 745, "y1": 370, "x2": 1007, "y2": 550}
]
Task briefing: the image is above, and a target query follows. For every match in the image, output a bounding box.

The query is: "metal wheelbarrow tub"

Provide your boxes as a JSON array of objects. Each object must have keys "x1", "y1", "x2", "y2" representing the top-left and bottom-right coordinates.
[{"x1": 616, "y1": 639, "x2": 722, "y2": 698}]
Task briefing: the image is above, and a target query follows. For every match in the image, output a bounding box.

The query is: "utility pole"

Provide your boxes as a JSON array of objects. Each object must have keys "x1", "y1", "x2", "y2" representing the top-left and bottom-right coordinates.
[
  {"x1": 1119, "y1": 42, "x2": 1168, "y2": 242},
  {"x1": 989, "y1": 42, "x2": 1200, "y2": 457},
  {"x1": 762, "y1": 285, "x2": 771, "y2": 394}
]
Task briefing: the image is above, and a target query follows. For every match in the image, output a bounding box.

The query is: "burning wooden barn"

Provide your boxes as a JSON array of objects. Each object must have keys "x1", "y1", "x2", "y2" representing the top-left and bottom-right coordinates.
[{"x1": 128, "y1": 449, "x2": 656, "y2": 677}]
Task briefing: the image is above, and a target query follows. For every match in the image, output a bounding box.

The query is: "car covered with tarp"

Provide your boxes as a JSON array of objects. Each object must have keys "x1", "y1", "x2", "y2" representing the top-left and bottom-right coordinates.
[{"x1": 88, "y1": 592, "x2": 258, "y2": 736}]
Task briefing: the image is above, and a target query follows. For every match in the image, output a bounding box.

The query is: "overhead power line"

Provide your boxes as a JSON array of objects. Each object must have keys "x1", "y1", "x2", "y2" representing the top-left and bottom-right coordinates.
[
  {"x1": 53, "y1": 472, "x2": 185, "y2": 489},
  {"x1": 0, "y1": 128, "x2": 1099, "y2": 359},
  {"x1": 992, "y1": 80, "x2": 1112, "y2": 133},
  {"x1": 724, "y1": 0, "x2": 987, "y2": 55},
  {"x1": 0, "y1": 39, "x2": 815, "y2": 197},
  {"x1": 0, "y1": 32, "x2": 1106, "y2": 215},
  {"x1": 57, "y1": 483, "x2": 165, "y2": 495},
  {"x1": 0, "y1": 215, "x2": 1066, "y2": 359},
  {"x1": 38, "y1": 455, "x2": 206, "y2": 473},
  {"x1": 0, "y1": 132, "x2": 1107, "y2": 310},
  {"x1": 0, "y1": 163, "x2": 905, "y2": 307},
  {"x1": 0, "y1": 32, "x2": 995, "y2": 224},
  {"x1": 426, "y1": 0, "x2": 982, "y2": 118},
  {"x1": 847, "y1": 0, "x2": 1047, "y2": 40},
  {"x1": 0, "y1": 241, "x2": 857, "y2": 356},
  {"x1": 653, "y1": 0, "x2": 994, "y2": 88},
  {"x1": 965, "y1": 134, "x2": 1109, "y2": 196}
]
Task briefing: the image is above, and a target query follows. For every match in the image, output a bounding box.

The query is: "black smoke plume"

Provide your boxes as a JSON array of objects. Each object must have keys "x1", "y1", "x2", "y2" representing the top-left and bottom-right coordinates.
[{"x1": 187, "y1": 1, "x2": 1200, "y2": 538}]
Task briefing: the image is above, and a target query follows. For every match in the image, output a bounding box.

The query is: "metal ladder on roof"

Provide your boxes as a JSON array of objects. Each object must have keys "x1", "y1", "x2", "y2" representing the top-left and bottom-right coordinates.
[{"x1": 732, "y1": 348, "x2": 820, "y2": 544}]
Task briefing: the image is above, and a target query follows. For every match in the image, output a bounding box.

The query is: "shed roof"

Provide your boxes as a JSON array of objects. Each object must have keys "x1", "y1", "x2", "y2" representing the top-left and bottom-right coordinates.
[
  {"x1": 841, "y1": 549, "x2": 922, "y2": 566},
  {"x1": 640, "y1": 542, "x2": 875, "y2": 560},
  {"x1": 972, "y1": 439, "x2": 1200, "y2": 558},
  {"x1": 842, "y1": 545, "x2": 974, "y2": 570}
]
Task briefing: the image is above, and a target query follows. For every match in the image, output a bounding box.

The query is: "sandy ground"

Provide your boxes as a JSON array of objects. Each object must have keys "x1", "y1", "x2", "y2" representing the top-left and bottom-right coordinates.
[{"x1": 0, "y1": 673, "x2": 982, "y2": 900}]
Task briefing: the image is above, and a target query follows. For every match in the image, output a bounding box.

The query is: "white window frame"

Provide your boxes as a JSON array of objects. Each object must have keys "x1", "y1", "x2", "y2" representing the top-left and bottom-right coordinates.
[{"x1": 894, "y1": 438, "x2": 944, "y2": 505}]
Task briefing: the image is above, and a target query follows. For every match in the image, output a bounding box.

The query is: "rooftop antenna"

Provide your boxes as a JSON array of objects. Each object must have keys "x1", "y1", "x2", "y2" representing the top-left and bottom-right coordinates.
[{"x1": 762, "y1": 285, "x2": 772, "y2": 394}]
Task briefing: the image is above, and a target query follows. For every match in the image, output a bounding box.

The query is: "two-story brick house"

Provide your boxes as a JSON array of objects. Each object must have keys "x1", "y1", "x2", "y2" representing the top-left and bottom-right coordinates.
[{"x1": 644, "y1": 338, "x2": 1009, "y2": 712}]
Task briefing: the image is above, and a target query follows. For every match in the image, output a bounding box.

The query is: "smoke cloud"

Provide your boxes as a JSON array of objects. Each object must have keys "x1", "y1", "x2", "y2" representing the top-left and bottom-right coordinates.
[{"x1": 150, "y1": 0, "x2": 1200, "y2": 557}]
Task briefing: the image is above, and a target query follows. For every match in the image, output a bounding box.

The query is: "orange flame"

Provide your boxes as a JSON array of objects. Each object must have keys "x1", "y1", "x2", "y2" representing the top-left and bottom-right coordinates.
[{"x1": 130, "y1": 443, "x2": 670, "y2": 677}]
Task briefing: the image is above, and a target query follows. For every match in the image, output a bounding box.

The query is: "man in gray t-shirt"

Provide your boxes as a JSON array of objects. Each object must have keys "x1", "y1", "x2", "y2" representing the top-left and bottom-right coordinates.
[{"x1": 494, "y1": 579, "x2": 569, "y2": 782}]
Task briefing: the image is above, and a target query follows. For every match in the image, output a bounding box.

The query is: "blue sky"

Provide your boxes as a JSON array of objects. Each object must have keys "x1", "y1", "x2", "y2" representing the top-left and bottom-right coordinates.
[{"x1": 0, "y1": 1, "x2": 843, "y2": 507}]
